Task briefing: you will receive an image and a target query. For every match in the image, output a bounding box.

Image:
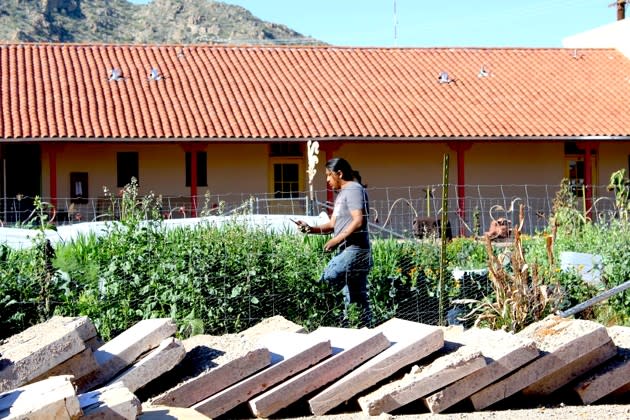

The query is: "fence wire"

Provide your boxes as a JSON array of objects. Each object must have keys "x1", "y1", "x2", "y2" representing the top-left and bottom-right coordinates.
[{"x1": 1, "y1": 183, "x2": 618, "y2": 238}]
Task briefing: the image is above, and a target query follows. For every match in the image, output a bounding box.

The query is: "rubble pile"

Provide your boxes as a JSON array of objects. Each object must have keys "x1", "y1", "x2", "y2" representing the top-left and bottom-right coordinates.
[{"x1": 1, "y1": 314, "x2": 630, "y2": 419}]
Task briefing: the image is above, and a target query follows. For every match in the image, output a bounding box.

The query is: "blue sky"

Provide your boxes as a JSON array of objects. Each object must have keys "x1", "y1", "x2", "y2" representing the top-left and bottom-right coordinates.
[{"x1": 129, "y1": 0, "x2": 619, "y2": 47}]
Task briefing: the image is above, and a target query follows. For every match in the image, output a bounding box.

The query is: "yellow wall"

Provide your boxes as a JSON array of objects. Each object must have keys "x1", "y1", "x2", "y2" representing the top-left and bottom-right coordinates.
[
  {"x1": 39, "y1": 140, "x2": 630, "y2": 212},
  {"x1": 599, "y1": 142, "x2": 630, "y2": 184}
]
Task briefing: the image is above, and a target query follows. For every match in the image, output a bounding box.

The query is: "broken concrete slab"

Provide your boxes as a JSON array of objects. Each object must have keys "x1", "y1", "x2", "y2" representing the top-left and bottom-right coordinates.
[
  {"x1": 149, "y1": 334, "x2": 270, "y2": 408},
  {"x1": 46, "y1": 316, "x2": 98, "y2": 342},
  {"x1": 309, "y1": 318, "x2": 443, "y2": 416},
  {"x1": 0, "y1": 375, "x2": 81, "y2": 420},
  {"x1": 31, "y1": 347, "x2": 100, "y2": 392},
  {"x1": 79, "y1": 382, "x2": 141, "y2": 419},
  {"x1": 249, "y1": 327, "x2": 390, "y2": 418},
  {"x1": 193, "y1": 331, "x2": 331, "y2": 418},
  {"x1": 523, "y1": 339, "x2": 616, "y2": 396},
  {"x1": 358, "y1": 345, "x2": 486, "y2": 416},
  {"x1": 83, "y1": 317, "x2": 177, "y2": 391},
  {"x1": 469, "y1": 316, "x2": 611, "y2": 410},
  {"x1": 423, "y1": 327, "x2": 539, "y2": 414},
  {"x1": 573, "y1": 326, "x2": 630, "y2": 404},
  {"x1": 0, "y1": 316, "x2": 94, "y2": 392},
  {"x1": 104, "y1": 337, "x2": 186, "y2": 393}
]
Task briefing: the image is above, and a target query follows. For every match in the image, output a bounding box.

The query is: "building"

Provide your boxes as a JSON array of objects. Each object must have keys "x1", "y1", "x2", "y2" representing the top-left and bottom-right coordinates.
[{"x1": 1, "y1": 43, "x2": 629, "y2": 233}]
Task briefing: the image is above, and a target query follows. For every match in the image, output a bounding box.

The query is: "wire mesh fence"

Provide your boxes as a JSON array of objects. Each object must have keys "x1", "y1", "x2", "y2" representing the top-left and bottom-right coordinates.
[
  {"x1": 1, "y1": 183, "x2": 618, "y2": 237},
  {"x1": 0, "y1": 252, "x2": 492, "y2": 337}
]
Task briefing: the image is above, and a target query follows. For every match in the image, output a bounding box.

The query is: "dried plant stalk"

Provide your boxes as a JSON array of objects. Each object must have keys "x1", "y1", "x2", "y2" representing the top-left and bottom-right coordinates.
[{"x1": 467, "y1": 204, "x2": 562, "y2": 332}]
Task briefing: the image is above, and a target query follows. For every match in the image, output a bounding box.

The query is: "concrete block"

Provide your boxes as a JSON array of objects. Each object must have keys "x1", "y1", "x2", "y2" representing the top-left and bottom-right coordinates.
[
  {"x1": 358, "y1": 345, "x2": 486, "y2": 416},
  {"x1": 249, "y1": 327, "x2": 390, "y2": 418},
  {"x1": 79, "y1": 382, "x2": 141, "y2": 419},
  {"x1": 523, "y1": 339, "x2": 616, "y2": 396},
  {"x1": 193, "y1": 332, "x2": 331, "y2": 418},
  {"x1": 0, "y1": 375, "x2": 81, "y2": 420},
  {"x1": 150, "y1": 334, "x2": 270, "y2": 408},
  {"x1": 573, "y1": 326, "x2": 630, "y2": 404},
  {"x1": 309, "y1": 318, "x2": 443, "y2": 416},
  {"x1": 0, "y1": 316, "x2": 93, "y2": 392},
  {"x1": 30, "y1": 347, "x2": 100, "y2": 392},
  {"x1": 84, "y1": 317, "x2": 177, "y2": 390},
  {"x1": 423, "y1": 327, "x2": 539, "y2": 413},
  {"x1": 47, "y1": 316, "x2": 98, "y2": 342},
  {"x1": 105, "y1": 337, "x2": 186, "y2": 393},
  {"x1": 469, "y1": 316, "x2": 610, "y2": 410}
]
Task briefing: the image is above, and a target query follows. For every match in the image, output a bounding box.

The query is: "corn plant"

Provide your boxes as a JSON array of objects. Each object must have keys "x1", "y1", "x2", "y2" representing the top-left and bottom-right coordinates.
[{"x1": 458, "y1": 204, "x2": 563, "y2": 332}]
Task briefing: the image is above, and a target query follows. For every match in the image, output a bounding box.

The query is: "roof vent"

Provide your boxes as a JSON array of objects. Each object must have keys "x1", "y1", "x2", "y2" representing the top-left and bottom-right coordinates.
[
  {"x1": 177, "y1": 48, "x2": 185, "y2": 59},
  {"x1": 478, "y1": 65, "x2": 489, "y2": 78},
  {"x1": 148, "y1": 68, "x2": 162, "y2": 81},
  {"x1": 571, "y1": 48, "x2": 582, "y2": 59},
  {"x1": 108, "y1": 68, "x2": 123, "y2": 82},
  {"x1": 438, "y1": 71, "x2": 451, "y2": 84}
]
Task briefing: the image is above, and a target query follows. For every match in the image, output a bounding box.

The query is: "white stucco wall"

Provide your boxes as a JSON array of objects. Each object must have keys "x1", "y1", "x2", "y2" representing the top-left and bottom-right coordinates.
[{"x1": 562, "y1": 18, "x2": 630, "y2": 57}]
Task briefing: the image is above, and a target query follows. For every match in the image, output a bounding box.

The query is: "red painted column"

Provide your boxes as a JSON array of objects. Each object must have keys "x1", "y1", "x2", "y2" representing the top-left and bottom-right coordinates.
[{"x1": 449, "y1": 142, "x2": 472, "y2": 236}]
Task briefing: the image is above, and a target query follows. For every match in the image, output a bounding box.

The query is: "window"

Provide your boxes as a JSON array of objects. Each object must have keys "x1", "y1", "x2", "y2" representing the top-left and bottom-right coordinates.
[
  {"x1": 269, "y1": 143, "x2": 303, "y2": 198},
  {"x1": 117, "y1": 152, "x2": 139, "y2": 187},
  {"x1": 270, "y1": 143, "x2": 302, "y2": 157},
  {"x1": 185, "y1": 151, "x2": 208, "y2": 187},
  {"x1": 273, "y1": 163, "x2": 300, "y2": 198}
]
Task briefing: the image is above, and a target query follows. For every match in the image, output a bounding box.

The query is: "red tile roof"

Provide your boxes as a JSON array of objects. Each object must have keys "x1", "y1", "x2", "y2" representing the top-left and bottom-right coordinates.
[{"x1": 1, "y1": 43, "x2": 630, "y2": 140}]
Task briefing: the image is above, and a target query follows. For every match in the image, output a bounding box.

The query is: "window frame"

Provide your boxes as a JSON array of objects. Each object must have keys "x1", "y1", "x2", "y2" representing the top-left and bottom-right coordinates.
[{"x1": 269, "y1": 158, "x2": 303, "y2": 198}]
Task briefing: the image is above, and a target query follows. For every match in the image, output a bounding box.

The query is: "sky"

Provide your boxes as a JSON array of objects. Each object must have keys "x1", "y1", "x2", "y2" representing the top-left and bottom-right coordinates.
[{"x1": 129, "y1": 0, "x2": 621, "y2": 47}]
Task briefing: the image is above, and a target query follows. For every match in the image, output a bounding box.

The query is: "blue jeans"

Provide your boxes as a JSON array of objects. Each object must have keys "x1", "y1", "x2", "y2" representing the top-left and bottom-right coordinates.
[{"x1": 320, "y1": 247, "x2": 373, "y2": 327}]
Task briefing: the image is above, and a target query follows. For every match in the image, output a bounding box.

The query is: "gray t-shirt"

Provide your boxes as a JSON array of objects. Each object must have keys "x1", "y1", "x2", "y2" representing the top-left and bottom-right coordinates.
[{"x1": 332, "y1": 181, "x2": 370, "y2": 249}]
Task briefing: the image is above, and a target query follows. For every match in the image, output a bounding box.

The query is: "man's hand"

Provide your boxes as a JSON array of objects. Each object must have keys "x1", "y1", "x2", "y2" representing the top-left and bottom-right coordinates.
[
  {"x1": 324, "y1": 237, "x2": 340, "y2": 252},
  {"x1": 294, "y1": 220, "x2": 311, "y2": 234}
]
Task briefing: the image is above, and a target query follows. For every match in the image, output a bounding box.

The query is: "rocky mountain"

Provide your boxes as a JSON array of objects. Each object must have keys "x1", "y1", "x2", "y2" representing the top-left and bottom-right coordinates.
[{"x1": 0, "y1": 0, "x2": 321, "y2": 45}]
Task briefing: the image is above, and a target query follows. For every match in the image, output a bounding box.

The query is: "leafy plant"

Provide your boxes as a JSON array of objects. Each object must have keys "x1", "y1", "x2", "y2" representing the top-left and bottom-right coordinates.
[{"x1": 608, "y1": 169, "x2": 630, "y2": 221}]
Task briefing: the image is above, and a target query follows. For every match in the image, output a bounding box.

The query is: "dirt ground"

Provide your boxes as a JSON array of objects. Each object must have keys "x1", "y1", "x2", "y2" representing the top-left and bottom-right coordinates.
[{"x1": 288, "y1": 403, "x2": 630, "y2": 420}]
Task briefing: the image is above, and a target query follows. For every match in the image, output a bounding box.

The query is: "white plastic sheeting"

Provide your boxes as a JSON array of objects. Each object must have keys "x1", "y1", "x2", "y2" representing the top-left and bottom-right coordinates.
[{"x1": 0, "y1": 213, "x2": 330, "y2": 250}]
